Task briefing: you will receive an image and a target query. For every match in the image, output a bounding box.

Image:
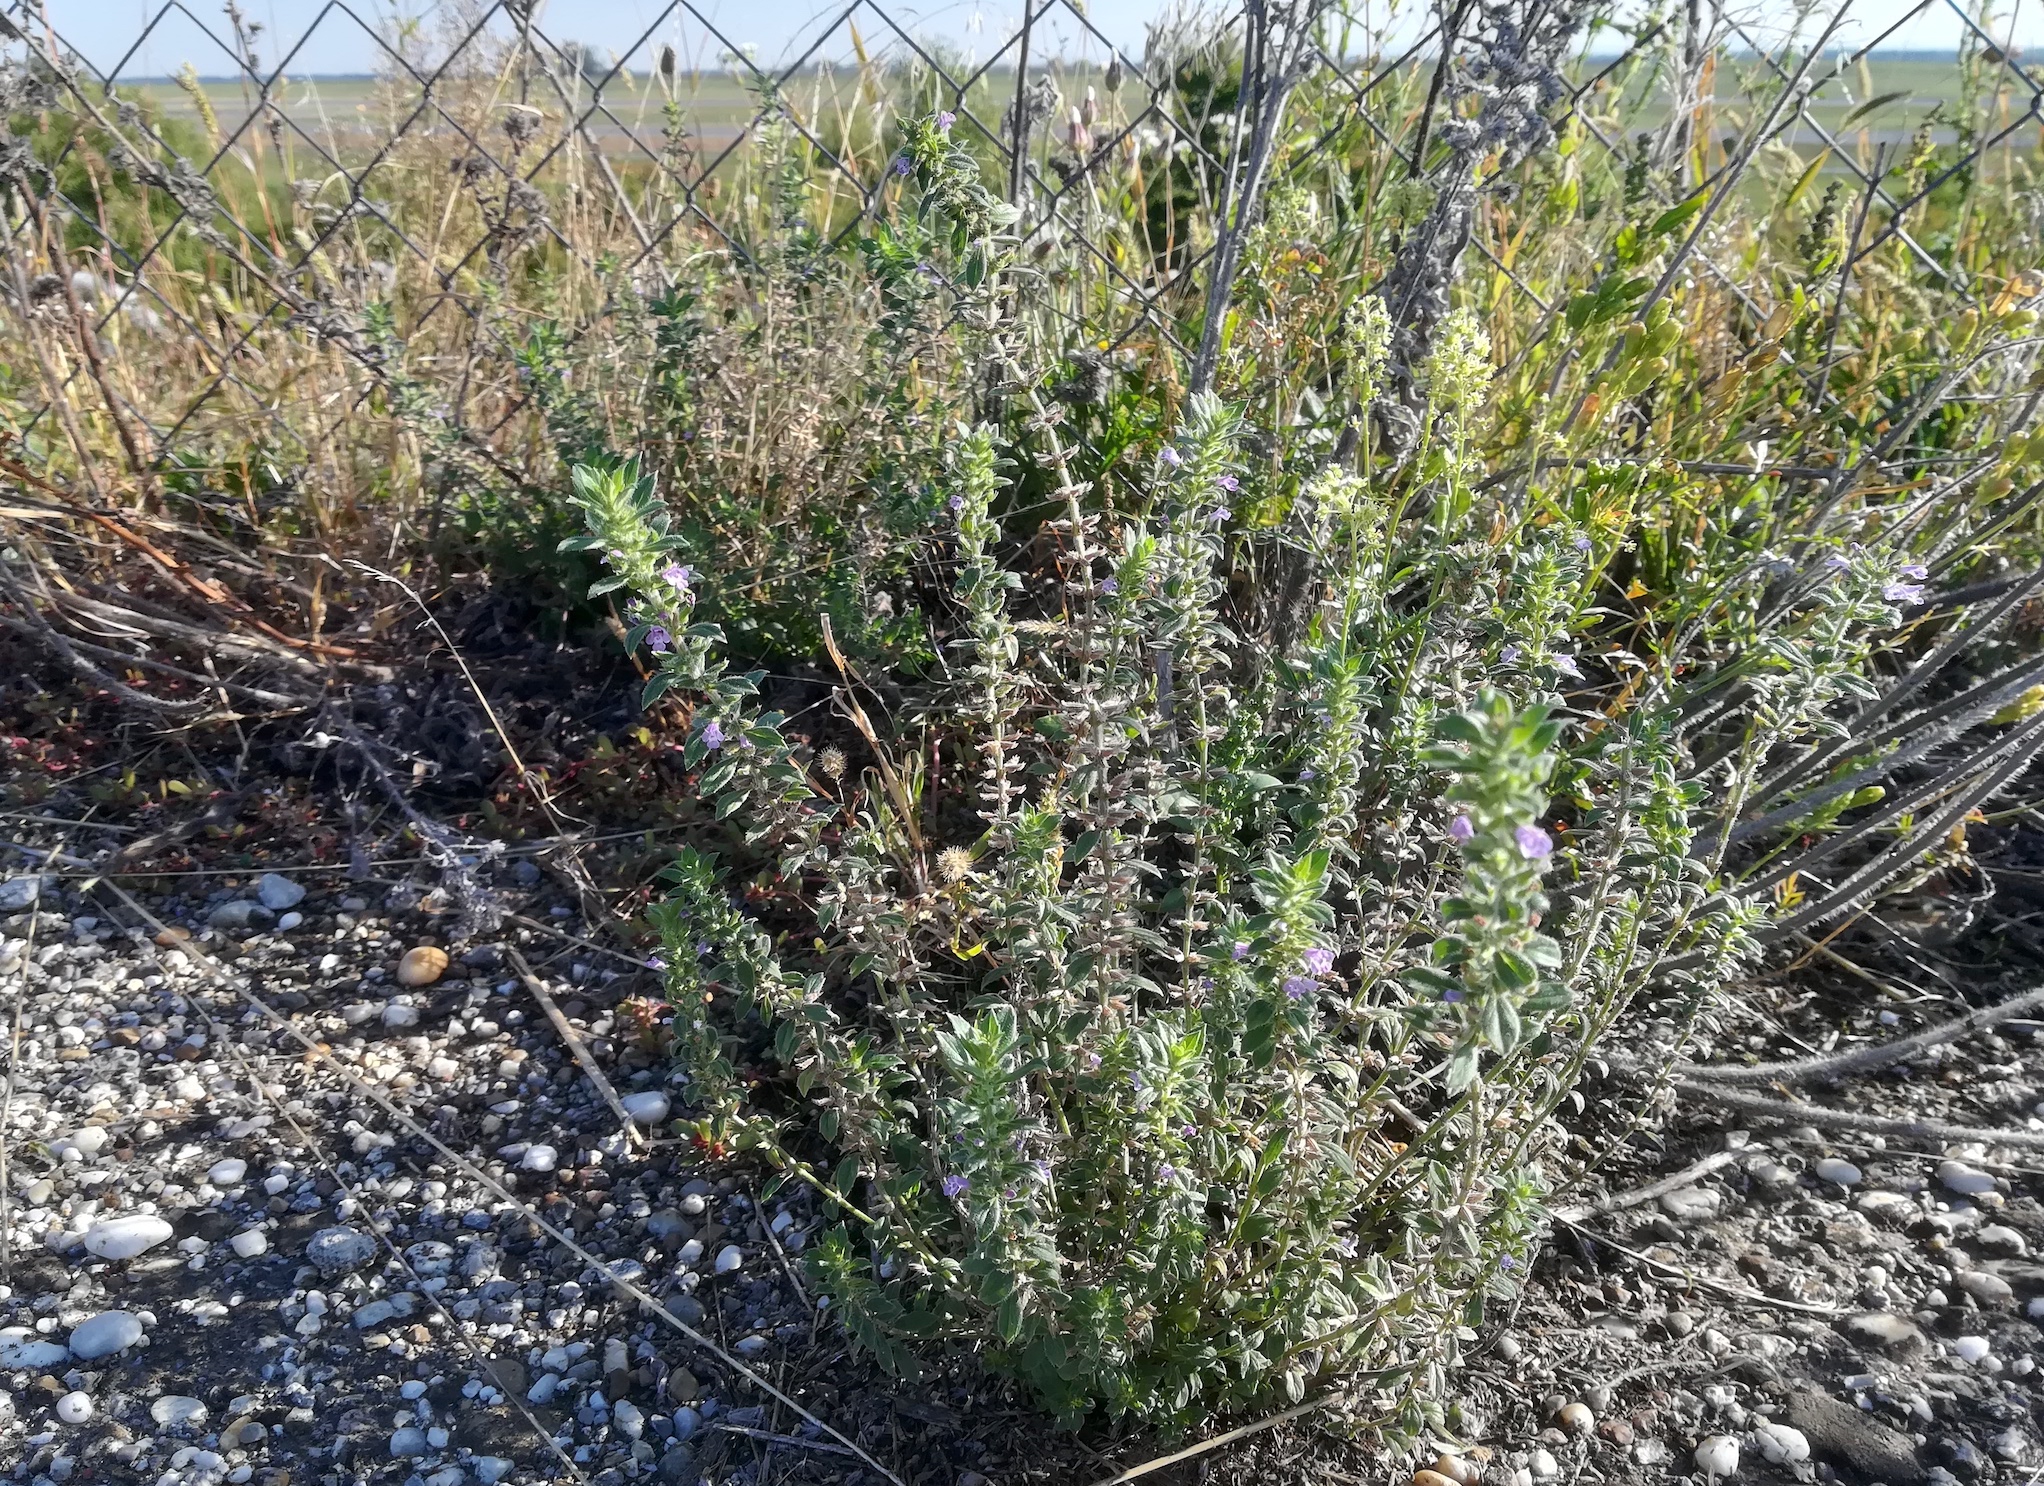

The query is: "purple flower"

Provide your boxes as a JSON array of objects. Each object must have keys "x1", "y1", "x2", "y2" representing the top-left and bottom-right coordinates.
[
  {"x1": 1552, "y1": 653, "x2": 1583, "y2": 680},
  {"x1": 1500, "y1": 1253, "x2": 1518, "y2": 1271},
  {"x1": 1301, "y1": 946, "x2": 1335, "y2": 977},
  {"x1": 1157, "y1": 1164, "x2": 1177, "y2": 1182},
  {"x1": 645, "y1": 626, "x2": 672, "y2": 653},
  {"x1": 1159, "y1": 446, "x2": 1183, "y2": 468},
  {"x1": 1449, "y1": 815, "x2": 1476, "y2": 843},
  {"x1": 1884, "y1": 581, "x2": 1925, "y2": 603},
  {"x1": 606, "y1": 548, "x2": 626, "y2": 566},
  {"x1": 1515, "y1": 823, "x2": 1554, "y2": 860},
  {"x1": 1500, "y1": 644, "x2": 1521, "y2": 665},
  {"x1": 1824, "y1": 552, "x2": 1852, "y2": 572},
  {"x1": 1129, "y1": 1071, "x2": 1145, "y2": 1090},
  {"x1": 941, "y1": 1174, "x2": 968, "y2": 1198},
  {"x1": 1442, "y1": 987, "x2": 1464, "y2": 1003},
  {"x1": 1085, "y1": 1051, "x2": 1102, "y2": 1069},
  {"x1": 1899, "y1": 563, "x2": 1928, "y2": 580},
  {"x1": 701, "y1": 720, "x2": 726, "y2": 750},
  {"x1": 1030, "y1": 1158, "x2": 1050, "y2": 1179},
  {"x1": 1178, "y1": 1123, "x2": 1196, "y2": 1139},
  {"x1": 1099, "y1": 576, "x2": 1118, "y2": 595},
  {"x1": 947, "y1": 493, "x2": 965, "y2": 513},
  {"x1": 1573, "y1": 535, "x2": 1592, "y2": 553},
  {"x1": 1232, "y1": 940, "x2": 1251, "y2": 961},
  {"x1": 1216, "y1": 475, "x2": 1239, "y2": 492},
  {"x1": 893, "y1": 152, "x2": 913, "y2": 176},
  {"x1": 660, "y1": 562, "x2": 693, "y2": 590},
  {"x1": 935, "y1": 110, "x2": 956, "y2": 131},
  {"x1": 645, "y1": 955, "x2": 666, "y2": 972},
  {"x1": 1299, "y1": 767, "x2": 1316, "y2": 781},
  {"x1": 1283, "y1": 975, "x2": 1314, "y2": 1000},
  {"x1": 1207, "y1": 506, "x2": 1231, "y2": 526}
]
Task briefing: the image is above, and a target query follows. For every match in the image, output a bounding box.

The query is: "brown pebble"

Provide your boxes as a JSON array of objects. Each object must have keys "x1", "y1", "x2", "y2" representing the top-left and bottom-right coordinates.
[
  {"x1": 1558, "y1": 1402, "x2": 1595, "y2": 1435},
  {"x1": 1415, "y1": 1471, "x2": 1464, "y2": 1486},
  {"x1": 1434, "y1": 1456, "x2": 1482, "y2": 1486},
  {"x1": 666, "y1": 1367, "x2": 699, "y2": 1404},
  {"x1": 397, "y1": 945, "x2": 449, "y2": 987},
  {"x1": 1599, "y1": 1420, "x2": 1636, "y2": 1447},
  {"x1": 153, "y1": 927, "x2": 192, "y2": 947}
]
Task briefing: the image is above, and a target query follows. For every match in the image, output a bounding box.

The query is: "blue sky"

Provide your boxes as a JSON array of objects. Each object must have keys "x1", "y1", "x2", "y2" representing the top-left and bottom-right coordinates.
[{"x1": 39, "y1": 0, "x2": 2044, "y2": 79}]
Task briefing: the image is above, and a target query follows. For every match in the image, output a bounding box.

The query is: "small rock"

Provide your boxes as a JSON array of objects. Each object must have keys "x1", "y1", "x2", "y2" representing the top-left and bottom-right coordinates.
[
  {"x1": 208, "y1": 900, "x2": 274, "y2": 931},
  {"x1": 83, "y1": 1214, "x2": 174, "y2": 1261},
  {"x1": 390, "y1": 1426, "x2": 429, "y2": 1458},
  {"x1": 714, "y1": 1244, "x2": 743, "y2": 1274},
  {"x1": 0, "y1": 876, "x2": 41, "y2": 910},
  {"x1": 1529, "y1": 1447, "x2": 1560, "y2": 1481},
  {"x1": 255, "y1": 873, "x2": 306, "y2": 910},
  {"x1": 397, "y1": 945, "x2": 449, "y2": 987},
  {"x1": 521, "y1": 1144, "x2": 559, "y2": 1173},
  {"x1": 230, "y1": 1229, "x2": 268, "y2": 1258},
  {"x1": 614, "y1": 1399, "x2": 645, "y2": 1439},
  {"x1": 306, "y1": 1226, "x2": 378, "y2": 1275},
  {"x1": 1696, "y1": 1435, "x2": 1741, "y2": 1478},
  {"x1": 1432, "y1": 1457, "x2": 1479, "y2": 1486},
  {"x1": 1938, "y1": 1161, "x2": 1997, "y2": 1197},
  {"x1": 208, "y1": 1158, "x2": 248, "y2": 1187},
  {"x1": 1974, "y1": 1225, "x2": 2027, "y2": 1257},
  {"x1": 665, "y1": 1368, "x2": 699, "y2": 1405},
  {"x1": 1558, "y1": 1402, "x2": 1595, "y2": 1435},
  {"x1": 1756, "y1": 1422, "x2": 1811, "y2": 1465},
  {"x1": 1658, "y1": 1187, "x2": 1722, "y2": 1222},
  {"x1": 56, "y1": 1391, "x2": 94, "y2": 1424},
  {"x1": 382, "y1": 1002, "x2": 421, "y2": 1029},
  {"x1": 0, "y1": 1330, "x2": 70, "y2": 1368},
  {"x1": 1783, "y1": 1387, "x2": 1923, "y2": 1483},
  {"x1": 151, "y1": 1396, "x2": 209, "y2": 1430},
  {"x1": 278, "y1": 910, "x2": 304, "y2": 931},
  {"x1": 671, "y1": 1406, "x2": 702, "y2": 1441},
  {"x1": 1844, "y1": 1312, "x2": 1927, "y2": 1351},
  {"x1": 1953, "y1": 1270, "x2": 2013, "y2": 1308},
  {"x1": 1952, "y1": 1335, "x2": 1990, "y2": 1364},
  {"x1": 1815, "y1": 1157, "x2": 1863, "y2": 1186},
  {"x1": 69, "y1": 1310, "x2": 144, "y2": 1360},
  {"x1": 621, "y1": 1091, "x2": 671, "y2": 1126},
  {"x1": 1414, "y1": 1471, "x2": 1462, "y2": 1486}
]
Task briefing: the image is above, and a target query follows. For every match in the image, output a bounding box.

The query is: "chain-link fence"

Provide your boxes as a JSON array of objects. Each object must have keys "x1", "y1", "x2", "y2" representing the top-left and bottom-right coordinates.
[{"x1": 1, "y1": 0, "x2": 2036, "y2": 630}]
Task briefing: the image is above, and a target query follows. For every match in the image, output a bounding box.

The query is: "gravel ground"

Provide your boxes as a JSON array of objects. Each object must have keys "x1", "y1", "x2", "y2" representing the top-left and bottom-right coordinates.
[{"x1": 3, "y1": 848, "x2": 2043, "y2": 1486}]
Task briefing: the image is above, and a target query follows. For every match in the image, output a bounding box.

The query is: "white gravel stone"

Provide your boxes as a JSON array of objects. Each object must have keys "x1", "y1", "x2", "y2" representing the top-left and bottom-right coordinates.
[
  {"x1": 382, "y1": 1002, "x2": 421, "y2": 1029},
  {"x1": 0, "y1": 1329, "x2": 70, "y2": 1368},
  {"x1": 714, "y1": 1244, "x2": 743, "y2": 1274},
  {"x1": 389, "y1": 1426, "x2": 428, "y2": 1457},
  {"x1": 520, "y1": 1144, "x2": 559, "y2": 1173},
  {"x1": 671, "y1": 1406, "x2": 702, "y2": 1440},
  {"x1": 1754, "y1": 1422, "x2": 1809, "y2": 1465},
  {"x1": 474, "y1": 1459, "x2": 514, "y2": 1484},
  {"x1": 69, "y1": 1310, "x2": 144, "y2": 1359},
  {"x1": 613, "y1": 1399, "x2": 645, "y2": 1439},
  {"x1": 1938, "y1": 1160, "x2": 1998, "y2": 1196},
  {"x1": 229, "y1": 1230, "x2": 268, "y2": 1258},
  {"x1": 208, "y1": 1158, "x2": 248, "y2": 1187},
  {"x1": 256, "y1": 873, "x2": 306, "y2": 910},
  {"x1": 306, "y1": 1226, "x2": 378, "y2": 1275},
  {"x1": 0, "y1": 875, "x2": 41, "y2": 909},
  {"x1": 57, "y1": 1127, "x2": 109, "y2": 1159},
  {"x1": 1954, "y1": 1335, "x2": 1992, "y2": 1364},
  {"x1": 82, "y1": 1214, "x2": 174, "y2": 1261},
  {"x1": 1814, "y1": 1157, "x2": 1862, "y2": 1186},
  {"x1": 151, "y1": 1395, "x2": 209, "y2": 1429},
  {"x1": 1696, "y1": 1435, "x2": 1741, "y2": 1477},
  {"x1": 620, "y1": 1091, "x2": 671, "y2": 1126},
  {"x1": 56, "y1": 1391, "x2": 94, "y2": 1424}
]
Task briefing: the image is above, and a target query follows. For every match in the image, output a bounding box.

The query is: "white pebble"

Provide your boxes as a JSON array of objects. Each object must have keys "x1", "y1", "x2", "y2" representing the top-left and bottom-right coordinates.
[
  {"x1": 520, "y1": 1144, "x2": 559, "y2": 1173},
  {"x1": 1938, "y1": 1160, "x2": 1998, "y2": 1197},
  {"x1": 208, "y1": 1158, "x2": 247, "y2": 1187},
  {"x1": 620, "y1": 1091, "x2": 671, "y2": 1126},
  {"x1": 1814, "y1": 1157, "x2": 1862, "y2": 1186},
  {"x1": 56, "y1": 1391, "x2": 94, "y2": 1424},
  {"x1": 382, "y1": 1002, "x2": 421, "y2": 1029},
  {"x1": 613, "y1": 1399, "x2": 645, "y2": 1439},
  {"x1": 69, "y1": 1310, "x2": 144, "y2": 1360},
  {"x1": 82, "y1": 1214, "x2": 174, "y2": 1261},
  {"x1": 230, "y1": 1230, "x2": 268, "y2": 1258},
  {"x1": 1754, "y1": 1422, "x2": 1809, "y2": 1465},
  {"x1": 1696, "y1": 1435, "x2": 1741, "y2": 1478},
  {"x1": 714, "y1": 1244, "x2": 743, "y2": 1274},
  {"x1": 1954, "y1": 1335, "x2": 1991, "y2": 1364},
  {"x1": 150, "y1": 1395, "x2": 208, "y2": 1429}
]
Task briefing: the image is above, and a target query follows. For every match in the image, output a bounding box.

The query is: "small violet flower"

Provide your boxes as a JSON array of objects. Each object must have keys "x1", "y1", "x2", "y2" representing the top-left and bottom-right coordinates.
[
  {"x1": 1300, "y1": 946, "x2": 1335, "y2": 977},
  {"x1": 1282, "y1": 975, "x2": 1314, "y2": 1000},
  {"x1": 1232, "y1": 940, "x2": 1252, "y2": 961},
  {"x1": 1573, "y1": 535, "x2": 1592, "y2": 553},
  {"x1": 1159, "y1": 446, "x2": 1183, "y2": 468},
  {"x1": 1207, "y1": 506, "x2": 1231, "y2": 526},
  {"x1": 1157, "y1": 1164, "x2": 1177, "y2": 1182},
  {"x1": 701, "y1": 720, "x2": 726, "y2": 750},
  {"x1": 893, "y1": 152, "x2": 913, "y2": 176},
  {"x1": 1884, "y1": 582, "x2": 1925, "y2": 603},
  {"x1": 644, "y1": 956, "x2": 666, "y2": 972},
  {"x1": 645, "y1": 626, "x2": 672, "y2": 653},
  {"x1": 1552, "y1": 653, "x2": 1584, "y2": 680},
  {"x1": 934, "y1": 110, "x2": 956, "y2": 131},
  {"x1": 1499, "y1": 644, "x2": 1521, "y2": 665},
  {"x1": 1448, "y1": 814, "x2": 1476, "y2": 843},
  {"x1": 947, "y1": 493, "x2": 965, "y2": 514},
  {"x1": 1515, "y1": 823, "x2": 1554, "y2": 860},
  {"x1": 659, "y1": 562, "x2": 693, "y2": 590},
  {"x1": 941, "y1": 1174, "x2": 968, "y2": 1198},
  {"x1": 1099, "y1": 576, "x2": 1118, "y2": 595},
  {"x1": 1442, "y1": 986, "x2": 1464, "y2": 1003},
  {"x1": 1216, "y1": 475, "x2": 1239, "y2": 492}
]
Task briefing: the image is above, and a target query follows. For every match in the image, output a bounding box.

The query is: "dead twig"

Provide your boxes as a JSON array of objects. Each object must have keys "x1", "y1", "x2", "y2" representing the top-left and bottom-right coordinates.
[
  {"x1": 503, "y1": 944, "x2": 645, "y2": 1153},
  {"x1": 1551, "y1": 1150, "x2": 1741, "y2": 1224},
  {"x1": 1671, "y1": 1078, "x2": 2044, "y2": 1151},
  {"x1": 1676, "y1": 985, "x2": 2044, "y2": 1086}
]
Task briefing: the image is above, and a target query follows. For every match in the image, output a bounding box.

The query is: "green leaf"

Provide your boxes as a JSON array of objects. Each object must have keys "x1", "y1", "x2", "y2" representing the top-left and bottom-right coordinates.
[{"x1": 832, "y1": 1156, "x2": 861, "y2": 1196}]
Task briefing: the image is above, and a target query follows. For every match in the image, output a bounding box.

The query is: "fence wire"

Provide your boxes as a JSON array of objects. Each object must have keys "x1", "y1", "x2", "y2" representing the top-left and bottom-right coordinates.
[{"x1": 0, "y1": 0, "x2": 2034, "y2": 527}]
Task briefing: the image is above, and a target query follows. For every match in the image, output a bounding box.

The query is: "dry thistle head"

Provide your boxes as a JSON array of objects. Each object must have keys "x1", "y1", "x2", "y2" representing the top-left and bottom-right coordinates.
[
  {"x1": 818, "y1": 745, "x2": 847, "y2": 780},
  {"x1": 936, "y1": 845, "x2": 974, "y2": 883}
]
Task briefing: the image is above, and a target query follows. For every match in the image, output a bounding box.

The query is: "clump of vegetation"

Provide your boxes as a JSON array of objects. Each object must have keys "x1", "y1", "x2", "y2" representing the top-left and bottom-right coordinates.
[{"x1": 9, "y1": 0, "x2": 2044, "y2": 1440}]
